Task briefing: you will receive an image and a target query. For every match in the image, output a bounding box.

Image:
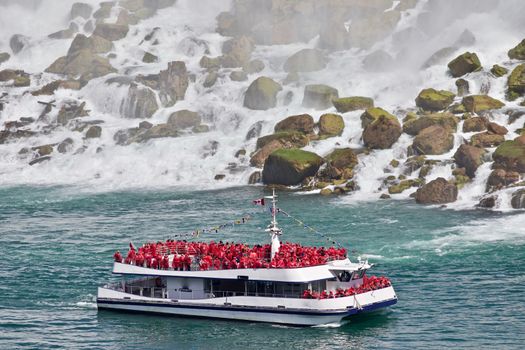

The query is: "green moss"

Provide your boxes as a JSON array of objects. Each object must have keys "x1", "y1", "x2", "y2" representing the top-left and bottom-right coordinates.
[
  {"x1": 256, "y1": 131, "x2": 309, "y2": 150},
  {"x1": 508, "y1": 39, "x2": 525, "y2": 60},
  {"x1": 388, "y1": 179, "x2": 422, "y2": 194},
  {"x1": 447, "y1": 52, "x2": 482, "y2": 77},
  {"x1": 490, "y1": 64, "x2": 508, "y2": 77},
  {"x1": 326, "y1": 148, "x2": 358, "y2": 170},
  {"x1": 13, "y1": 75, "x2": 30, "y2": 87},
  {"x1": 271, "y1": 148, "x2": 322, "y2": 166},
  {"x1": 493, "y1": 140, "x2": 525, "y2": 159},
  {"x1": 461, "y1": 95, "x2": 505, "y2": 113},
  {"x1": 507, "y1": 63, "x2": 525, "y2": 97},
  {"x1": 318, "y1": 113, "x2": 344, "y2": 138},
  {"x1": 415, "y1": 88, "x2": 455, "y2": 111},
  {"x1": 360, "y1": 107, "x2": 395, "y2": 128},
  {"x1": 332, "y1": 96, "x2": 374, "y2": 113}
]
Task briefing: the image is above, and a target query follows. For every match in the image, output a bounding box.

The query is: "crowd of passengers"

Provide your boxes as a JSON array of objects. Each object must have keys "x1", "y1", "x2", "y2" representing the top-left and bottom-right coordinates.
[
  {"x1": 301, "y1": 275, "x2": 392, "y2": 299},
  {"x1": 113, "y1": 240, "x2": 347, "y2": 270}
]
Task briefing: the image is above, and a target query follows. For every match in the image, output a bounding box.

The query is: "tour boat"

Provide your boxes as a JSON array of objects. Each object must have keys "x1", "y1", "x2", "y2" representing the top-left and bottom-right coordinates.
[{"x1": 97, "y1": 191, "x2": 397, "y2": 326}]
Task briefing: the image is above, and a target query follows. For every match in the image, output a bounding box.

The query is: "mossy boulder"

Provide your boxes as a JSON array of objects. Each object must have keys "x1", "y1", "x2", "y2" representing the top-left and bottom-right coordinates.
[
  {"x1": 415, "y1": 177, "x2": 458, "y2": 204},
  {"x1": 318, "y1": 113, "x2": 344, "y2": 138},
  {"x1": 85, "y1": 125, "x2": 102, "y2": 139},
  {"x1": 302, "y1": 84, "x2": 339, "y2": 110},
  {"x1": 256, "y1": 131, "x2": 309, "y2": 150},
  {"x1": 508, "y1": 39, "x2": 525, "y2": 60},
  {"x1": 453, "y1": 144, "x2": 486, "y2": 178},
  {"x1": 45, "y1": 49, "x2": 116, "y2": 81},
  {"x1": 462, "y1": 95, "x2": 504, "y2": 113},
  {"x1": 262, "y1": 148, "x2": 324, "y2": 186},
  {"x1": 412, "y1": 125, "x2": 454, "y2": 155},
  {"x1": 511, "y1": 189, "x2": 525, "y2": 209},
  {"x1": 93, "y1": 23, "x2": 129, "y2": 41},
  {"x1": 274, "y1": 114, "x2": 315, "y2": 134},
  {"x1": 332, "y1": 96, "x2": 374, "y2": 113},
  {"x1": 455, "y1": 78, "x2": 470, "y2": 97},
  {"x1": 283, "y1": 49, "x2": 327, "y2": 73},
  {"x1": 388, "y1": 178, "x2": 422, "y2": 194},
  {"x1": 415, "y1": 88, "x2": 455, "y2": 111},
  {"x1": 490, "y1": 64, "x2": 508, "y2": 77},
  {"x1": 0, "y1": 52, "x2": 10, "y2": 65},
  {"x1": 403, "y1": 112, "x2": 458, "y2": 136},
  {"x1": 470, "y1": 132, "x2": 505, "y2": 148},
  {"x1": 447, "y1": 52, "x2": 481, "y2": 78},
  {"x1": 360, "y1": 107, "x2": 395, "y2": 129},
  {"x1": 363, "y1": 114, "x2": 401, "y2": 149},
  {"x1": 243, "y1": 76, "x2": 282, "y2": 110},
  {"x1": 487, "y1": 169, "x2": 520, "y2": 191},
  {"x1": 142, "y1": 52, "x2": 158, "y2": 63},
  {"x1": 493, "y1": 140, "x2": 525, "y2": 172},
  {"x1": 507, "y1": 64, "x2": 525, "y2": 99},
  {"x1": 462, "y1": 116, "x2": 488, "y2": 132},
  {"x1": 322, "y1": 148, "x2": 358, "y2": 180}
]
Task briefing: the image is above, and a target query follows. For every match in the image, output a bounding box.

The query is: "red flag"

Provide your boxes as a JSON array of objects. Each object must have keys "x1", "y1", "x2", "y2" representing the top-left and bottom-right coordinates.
[{"x1": 253, "y1": 198, "x2": 265, "y2": 206}]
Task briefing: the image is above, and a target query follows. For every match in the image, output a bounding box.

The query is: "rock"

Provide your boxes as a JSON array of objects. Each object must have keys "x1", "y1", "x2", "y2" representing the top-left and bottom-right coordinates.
[
  {"x1": 262, "y1": 148, "x2": 323, "y2": 186},
  {"x1": 243, "y1": 76, "x2": 282, "y2": 110},
  {"x1": 507, "y1": 64, "x2": 525, "y2": 99},
  {"x1": 363, "y1": 114, "x2": 401, "y2": 149},
  {"x1": 137, "y1": 61, "x2": 189, "y2": 106},
  {"x1": 245, "y1": 121, "x2": 263, "y2": 140},
  {"x1": 361, "y1": 108, "x2": 396, "y2": 130},
  {"x1": 447, "y1": 52, "x2": 481, "y2": 77},
  {"x1": 117, "y1": 123, "x2": 179, "y2": 145},
  {"x1": 167, "y1": 110, "x2": 201, "y2": 129},
  {"x1": 455, "y1": 78, "x2": 470, "y2": 97},
  {"x1": 470, "y1": 132, "x2": 505, "y2": 148},
  {"x1": 0, "y1": 69, "x2": 26, "y2": 82},
  {"x1": 388, "y1": 179, "x2": 422, "y2": 194},
  {"x1": 462, "y1": 95, "x2": 504, "y2": 113},
  {"x1": 256, "y1": 131, "x2": 309, "y2": 150},
  {"x1": 250, "y1": 140, "x2": 285, "y2": 168},
  {"x1": 302, "y1": 84, "x2": 339, "y2": 110},
  {"x1": 415, "y1": 88, "x2": 455, "y2": 111},
  {"x1": 93, "y1": 23, "x2": 129, "y2": 41},
  {"x1": 192, "y1": 124, "x2": 209, "y2": 133},
  {"x1": 462, "y1": 116, "x2": 488, "y2": 132},
  {"x1": 0, "y1": 129, "x2": 35, "y2": 144},
  {"x1": 412, "y1": 125, "x2": 454, "y2": 155},
  {"x1": 13, "y1": 75, "x2": 30, "y2": 87},
  {"x1": 214, "y1": 174, "x2": 226, "y2": 180},
  {"x1": 493, "y1": 140, "x2": 525, "y2": 172},
  {"x1": 45, "y1": 49, "x2": 116, "y2": 81},
  {"x1": 85, "y1": 125, "x2": 102, "y2": 138},
  {"x1": 56, "y1": 138, "x2": 74, "y2": 153},
  {"x1": 362, "y1": 50, "x2": 394, "y2": 71},
  {"x1": 93, "y1": 2, "x2": 113, "y2": 20},
  {"x1": 380, "y1": 193, "x2": 391, "y2": 199},
  {"x1": 332, "y1": 96, "x2": 374, "y2": 113},
  {"x1": 274, "y1": 114, "x2": 314, "y2": 134},
  {"x1": 32, "y1": 80, "x2": 82, "y2": 96},
  {"x1": 235, "y1": 149, "x2": 246, "y2": 158},
  {"x1": 283, "y1": 72, "x2": 300, "y2": 85},
  {"x1": 323, "y1": 148, "x2": 358, "y2": 180},
  {"x1": 487, "y1": 169, "x2": 519, "y2": 190},
  {"x1": 221, "y1": 35, "x2": 254, "y2": 68},
  {"x1": 32, "y1": 144, "x2": 54, "y2": 157},
  {"x1": 403, "y1": 112, "x2": 458, "y2": 136},
  {"x1": 415, "y1": 177, "x2": 458, "y2": 204},
  {"x1": 56, "y1": 101, "x2": 88, "y2": 125},
  {"x1": 121, "y1": 83, "x2": 158, "y2": 119},
  {"x1": 283, "y1": 49, "x2": 327, "y2": 73},
  {"x1": 318, "y1": 113, "x2": 344, "y2": 138},
  {"x1": 142, "y1": 52, "x2": 158, "y2": 63},
  {"x1": 70, "y1": 2, "x2": 93, "y2": 19},
  {"x1": 453, "y1": 144, "x2": 485, "y2": 178},
  {"x1": 491, "y1": 64, "x2": 508, "y2": 77},
  {"x1": 10, "y1": 34, "x2": 29, "y2": 54},
  {"x1": 199, "y1": 56, "x2": 221, "y2": 70},
  {"x1": 478, "y1": 196, "x2": 497, "y2": 208},
  {"x1": 487, "y1": 122, "x2": 508, "y2": 135},
  {"x1": 230, "y1": 71, "x2": 247, "y2": 82},
  {"x1": 68, "y1": 34, "x2": 113, "y2": 55},
  {"x1": 511, "y1": 189, "x2": 525, "y2": 209},
  {"x1": 422, "y1": 47, "x2": 457, "y2": 69},
  {"x1": 508, "y1": 39, "x2": 525, "y2": 60},
  {"x1": 29, "y1": 156, "x2": 51, "y2": 166},
  {"x1": 243, "y1": 59, "x2": 265, "y2": 74},
  {"x1": 247, "y1": 171, "x2": 261, "y2": 184},
  {"x1": 320, "y1": 188, "x2": 332, "y2": 196},
  {"x1": 203, "y1": 71, "x2": 218, "y2": 88},
  {"x1": 0, "y1": 52, "x2": 10, "y2": 65},
  {"x1": 216, "y1": 11, "x2": 237, "y2": 36}
]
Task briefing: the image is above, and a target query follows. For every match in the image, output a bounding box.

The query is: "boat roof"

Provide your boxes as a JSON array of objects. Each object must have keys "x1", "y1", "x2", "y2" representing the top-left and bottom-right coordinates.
[{"x1": 112, "y1": 259, "x2": 371, "y2": 283}]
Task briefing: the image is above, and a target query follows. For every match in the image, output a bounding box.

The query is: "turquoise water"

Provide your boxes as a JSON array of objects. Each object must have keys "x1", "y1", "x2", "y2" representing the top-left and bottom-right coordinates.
[{"x1": 0, "y1": 186, "x2": 524, "y2": 349}]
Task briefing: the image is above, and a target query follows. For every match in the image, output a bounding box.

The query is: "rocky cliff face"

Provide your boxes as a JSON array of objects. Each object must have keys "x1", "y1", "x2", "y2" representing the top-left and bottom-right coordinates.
[{"x1": 0, "y1": 0, "x2": 525, "y2": 209}]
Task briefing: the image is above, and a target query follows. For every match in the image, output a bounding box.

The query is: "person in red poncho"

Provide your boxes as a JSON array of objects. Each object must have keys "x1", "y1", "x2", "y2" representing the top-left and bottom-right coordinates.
[{"x1": 113, "y1": 251, "x2": 122, "y2": 263}]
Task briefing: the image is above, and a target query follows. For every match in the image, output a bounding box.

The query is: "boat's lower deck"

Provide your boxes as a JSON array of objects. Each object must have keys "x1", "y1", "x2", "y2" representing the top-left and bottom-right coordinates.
[{"x1": 97, "y1": 286, "x2": 397, "y2": 326}]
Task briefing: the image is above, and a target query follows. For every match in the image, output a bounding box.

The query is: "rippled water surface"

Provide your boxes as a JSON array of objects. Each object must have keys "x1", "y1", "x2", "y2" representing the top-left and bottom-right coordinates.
[{"x1": 1, "y1": 186, "x2": 524, "y2": 349}]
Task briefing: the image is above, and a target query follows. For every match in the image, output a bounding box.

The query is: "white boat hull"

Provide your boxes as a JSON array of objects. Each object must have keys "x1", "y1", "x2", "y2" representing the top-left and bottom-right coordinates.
[{"x1": 97, "y1": 286, "x2": 397, "y2": 326}]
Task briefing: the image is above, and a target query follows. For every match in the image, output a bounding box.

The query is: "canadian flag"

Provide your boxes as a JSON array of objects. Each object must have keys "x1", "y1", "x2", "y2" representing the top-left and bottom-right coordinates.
[{"x1": 253, "y1": 198, "x2": 265, "y2": 206}]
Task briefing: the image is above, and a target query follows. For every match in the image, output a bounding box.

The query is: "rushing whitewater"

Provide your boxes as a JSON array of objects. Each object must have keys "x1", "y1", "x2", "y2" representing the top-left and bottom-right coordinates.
[{"x1": 0, "y1": 0, "x2": 525, "y2": 210}]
